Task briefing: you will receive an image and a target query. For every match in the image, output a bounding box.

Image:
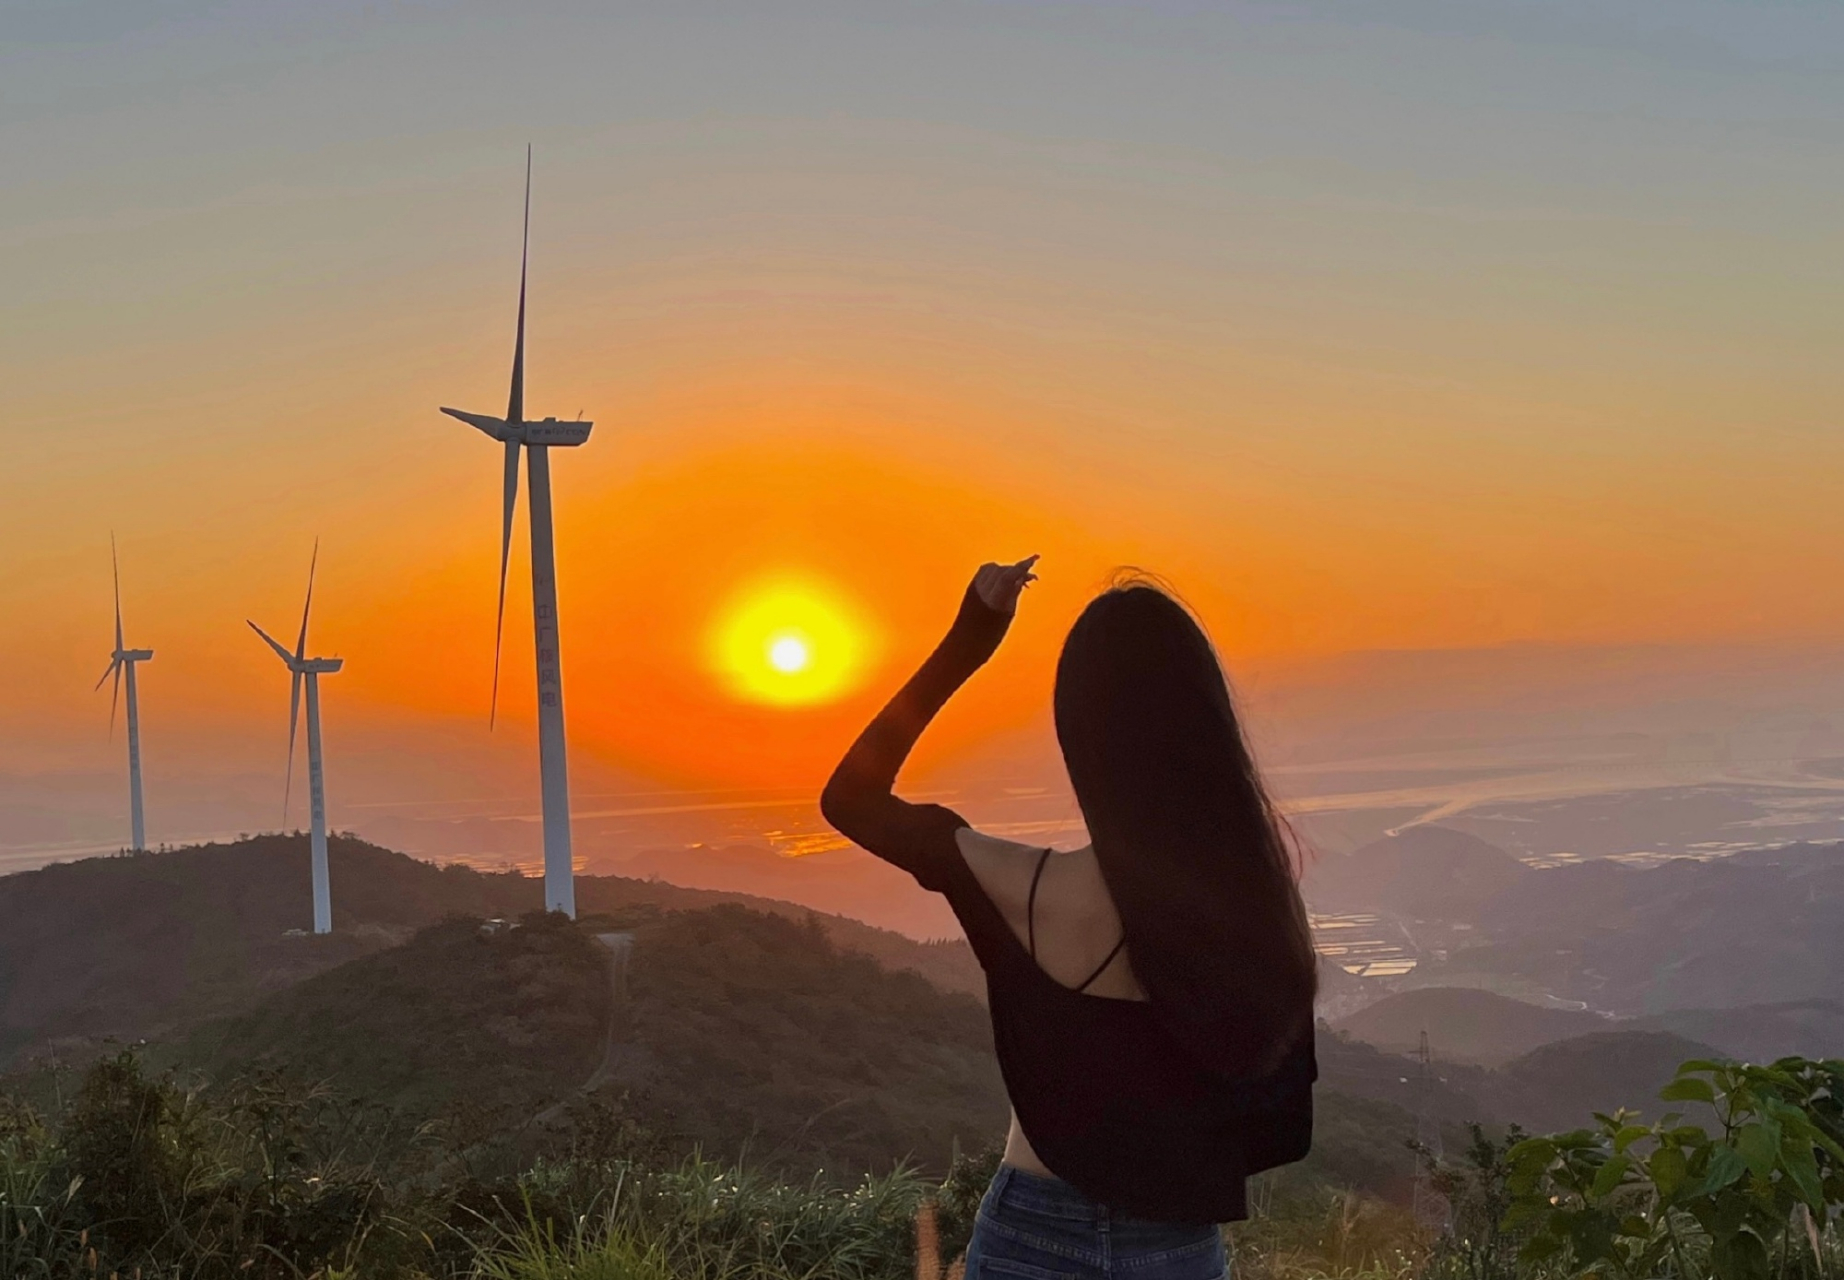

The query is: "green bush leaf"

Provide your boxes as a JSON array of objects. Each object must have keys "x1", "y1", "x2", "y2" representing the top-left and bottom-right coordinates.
[
  {"x1": 1712, "y1": 1227, "x2": 1771, "y2": 1280},
  {"x1": 1591, "y1": 1154, "x2": 1632, "y2": 1199},
  {"x1": 1502, "y1": 1200, "x2": 1550, "y2": 1232},
  {"x1": 1507, "y1": 1137, "x2": 1558, "y2": 1166},
  {"x1": 1702, "y1": 1143, "x2": 1747, "y2": 1194},
  {"x1": 1519, "y1": 1232, "x2": 1564, "y2": 1264},
  {"x1": 1661, "y1": 1077, "x2": 1717, "y2": 1104},
  {"x1": 1781, "y1": 1141, "x2": 1824, "y2": 1209},
  {"x1": 1612, "y1": 1124, "x2": 1650, "y2": 1153},
  {"x1": 1650, "y1": 1144, "x2": 1689, "y2": 1200},
  {"x1": 1736, "y1": 1123, "x2": 1780, "y2": 1181}
]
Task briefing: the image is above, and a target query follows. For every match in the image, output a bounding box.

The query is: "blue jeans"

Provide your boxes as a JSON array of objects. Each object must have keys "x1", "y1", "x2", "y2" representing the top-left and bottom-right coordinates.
[{"x1": 964, "y1": 1166, "x2": 1230, "y2": 1280}]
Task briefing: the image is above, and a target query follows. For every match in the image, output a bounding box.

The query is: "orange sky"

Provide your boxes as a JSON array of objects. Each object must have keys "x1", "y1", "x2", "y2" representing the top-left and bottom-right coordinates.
[{"x1": 5, "y1": 3, "x2": 1844, "y2": 829}]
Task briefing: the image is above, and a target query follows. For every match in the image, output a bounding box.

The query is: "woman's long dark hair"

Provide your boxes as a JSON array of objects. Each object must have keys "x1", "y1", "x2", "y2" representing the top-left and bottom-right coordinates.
[{"x1": 1054, "y1": 573, "x2": 1316, "y2": 1078}]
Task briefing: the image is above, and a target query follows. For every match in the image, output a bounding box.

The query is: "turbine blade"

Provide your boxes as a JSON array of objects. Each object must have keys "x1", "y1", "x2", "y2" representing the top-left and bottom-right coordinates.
[
  {"x1": 284, "y1": 671, "x2": 301, "y2": 824},
  {"x1": 490, "y1": 438, "x2": 519, "y2": 729},
  {"x1": 108, "y1": 662, "x2": 122, "y2": 739},
  {"x1": 248, "y1": 620, "x2": 295, "y2": 666},
  {"x1": 441, "y1": 407, "x2": 510, "y2": 440},
  {"x1": 506, "y1": 146, "x2": 529, "y2": 429},
  {"x1": 111, "y1": 534, "x2": 124, "y2": 654},
  {"x1": 295, "y1": 538, "x2": 319, "y2": 663},
  {"x1": 94, "y1": 656, "x2": 119, "y2": 692}
]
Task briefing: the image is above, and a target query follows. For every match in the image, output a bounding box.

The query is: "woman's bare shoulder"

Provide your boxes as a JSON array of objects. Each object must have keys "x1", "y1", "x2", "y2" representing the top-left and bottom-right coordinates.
[
  {"x1": 952, "y1": 828, "x2": 1046, "y2": 913},
  {"x1": 953, "y1": 827, "x2": 1046, "y2": 861}
]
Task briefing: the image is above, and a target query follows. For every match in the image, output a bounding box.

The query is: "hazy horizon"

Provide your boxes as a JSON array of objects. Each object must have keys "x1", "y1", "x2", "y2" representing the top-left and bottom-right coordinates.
[{"x1": 11, "y1": 632, "x2": 1844, "y2": 944}]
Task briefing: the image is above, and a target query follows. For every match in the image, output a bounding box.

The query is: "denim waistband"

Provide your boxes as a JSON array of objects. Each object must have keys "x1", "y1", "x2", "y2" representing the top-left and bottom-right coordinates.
[
  {"x1": 990, "y1": 1166, "x2": 1112, "y2": 1224},
  {"x1": 976, "y1": 1166, "x2": 1225, "y2": 1274},
  {"x1": 986, "y1": 1165, "x2": 1217, "y2": 1232}
]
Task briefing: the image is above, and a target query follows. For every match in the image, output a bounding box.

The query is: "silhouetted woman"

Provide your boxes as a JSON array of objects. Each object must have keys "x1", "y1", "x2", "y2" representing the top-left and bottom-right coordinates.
[{"x1": 822, "y1": 557, "x2": 1317, "y2": 1279}]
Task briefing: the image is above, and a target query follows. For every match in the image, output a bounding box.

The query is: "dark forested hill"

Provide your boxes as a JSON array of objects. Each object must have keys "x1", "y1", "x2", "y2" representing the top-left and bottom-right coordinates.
[
  {"x1": 0, "y1": 836, "x2": 980, "y2": 1069},
  {"x1": 1483, "y1": 1030, "x2": 1719, "y2": 1133},
  {"x1": 1335, "y1": 986, "x2": 1844, "y2": 1068},
  {"x1": 1632, "y1": 999, "x2": 1844, "y2": 1063},
  {"x1": 1333, "y1": 988, "x2": 1608, "y2": 1065},
  {"x1": 610, "y1": 906, "x2": 1007, "y2": 1172},
  {"x1": 1318, "y1": 1021, "x2": 1724, "y2": 1139},
  {"x1": 167, "y1": 904, "x2": 1006, "y2": 1176},
  {"x1": 174, "y1": 913, "x2": 609, "y2": 1124}
]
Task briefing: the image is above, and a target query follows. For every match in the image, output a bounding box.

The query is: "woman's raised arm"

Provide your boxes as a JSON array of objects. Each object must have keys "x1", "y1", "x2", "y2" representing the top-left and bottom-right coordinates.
[{"x1": 819, "y1": 557, "x2": 1037, "y2": 891}]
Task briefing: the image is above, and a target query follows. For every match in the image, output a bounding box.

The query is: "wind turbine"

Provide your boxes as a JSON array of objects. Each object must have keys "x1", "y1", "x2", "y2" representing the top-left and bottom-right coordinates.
[
  {"x1": 96, "y1": 537, "x2": 153, "y2": 853},
  {"x1": 248, "y1": 543, "x2": 342, "y2": 935},
  {"x1": 440, "y1": 150, "x2": 591, "y2": 919}
]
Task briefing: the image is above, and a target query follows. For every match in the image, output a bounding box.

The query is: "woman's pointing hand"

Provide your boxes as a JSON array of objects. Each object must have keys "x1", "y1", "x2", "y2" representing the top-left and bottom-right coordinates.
[{"x1": 973, "y1": 555, "x2": 1040, "y2": 616}]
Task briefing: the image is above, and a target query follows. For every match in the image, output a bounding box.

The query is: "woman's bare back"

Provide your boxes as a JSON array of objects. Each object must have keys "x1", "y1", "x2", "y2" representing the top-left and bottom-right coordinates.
[{"x1": 954, "y1": 828, "x2": 1147, "y2": 1172}]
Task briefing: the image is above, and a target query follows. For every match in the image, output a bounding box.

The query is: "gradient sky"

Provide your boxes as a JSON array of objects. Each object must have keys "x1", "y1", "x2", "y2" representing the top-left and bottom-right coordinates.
[{"x1": 5, "y1": 1, "x2": 1844, "y2": 841}]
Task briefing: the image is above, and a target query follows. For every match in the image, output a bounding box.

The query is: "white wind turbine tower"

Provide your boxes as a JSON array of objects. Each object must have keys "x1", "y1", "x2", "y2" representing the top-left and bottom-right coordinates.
[
  {"x1": 440, "y1": 150, "x2": 592, "y2": 919},
  {"x1": 249, "y1": 543, "x2": 342, "y2": 935},
  {"x1": 96, "y1": 537, "x2": 154, "y2": 853}
]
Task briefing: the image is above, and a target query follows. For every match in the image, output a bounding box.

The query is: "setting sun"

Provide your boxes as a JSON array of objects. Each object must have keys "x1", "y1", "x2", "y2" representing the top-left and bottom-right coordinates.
[
  {"x1": 768, "y1": 636, "x2": 811, "y2": 673},
  {"x1": 708, "y1": 575, "x2": 880, "y2": 707}
]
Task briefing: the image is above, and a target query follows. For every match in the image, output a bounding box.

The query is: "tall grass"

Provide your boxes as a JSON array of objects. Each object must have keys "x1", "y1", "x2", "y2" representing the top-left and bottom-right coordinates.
[
  {"x1": 470, "y1": 1159, "x2": 923, "y2": 1280},
  {"x1": 0, "y1": 1052, "x2": 1458, "y2": 1280},
  {"x1": 0, "y1": 1129, "x2": 93, "y2": 1277},
  {"x1": 1230, "y1": 1187, "x2": 1428, "y2": 1280}
]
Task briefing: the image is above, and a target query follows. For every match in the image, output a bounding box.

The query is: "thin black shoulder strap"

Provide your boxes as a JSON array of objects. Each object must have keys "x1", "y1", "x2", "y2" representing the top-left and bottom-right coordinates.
[
  {"x1": 1026, "y1": 847, "x2": 1052, "y2": 959},
  {"x1": 1075, "y1": 935, "x2": 1127, "y2": 994}
]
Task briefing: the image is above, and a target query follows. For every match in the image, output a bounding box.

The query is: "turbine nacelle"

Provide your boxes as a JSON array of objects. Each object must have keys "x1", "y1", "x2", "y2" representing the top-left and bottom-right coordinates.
[
  {"x1": 113, "y1": 648, "x2": 155, "y2": 663},
  {"x1": 440, "y1": 407, "x2": 594, "y2": 447},
  {"x1": 247, "y1": 625, "x2": 341, "y2": 675}
]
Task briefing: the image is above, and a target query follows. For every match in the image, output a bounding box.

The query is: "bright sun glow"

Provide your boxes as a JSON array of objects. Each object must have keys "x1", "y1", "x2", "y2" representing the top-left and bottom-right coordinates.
[
  {"x1": 767, "y1": 635, "x2": 811, "y2": 673},
  {"x1": 708, "y1": 576, "x2": 879, "y2": 706}
]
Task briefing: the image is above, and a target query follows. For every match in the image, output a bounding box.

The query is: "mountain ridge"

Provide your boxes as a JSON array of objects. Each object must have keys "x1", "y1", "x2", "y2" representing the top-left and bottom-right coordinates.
[{"x1": 0, "y1": 835, "x2": 980, "y2": 1069}]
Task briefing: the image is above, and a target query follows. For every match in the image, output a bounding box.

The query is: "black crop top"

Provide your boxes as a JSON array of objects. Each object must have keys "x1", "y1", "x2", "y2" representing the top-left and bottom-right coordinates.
[{"x1": 820, "y1": 584, "x2": 1315, "y2": 1225}]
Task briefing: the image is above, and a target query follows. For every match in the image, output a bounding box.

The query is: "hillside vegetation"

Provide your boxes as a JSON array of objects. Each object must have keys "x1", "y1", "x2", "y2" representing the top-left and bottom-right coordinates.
[
  {"x1": 0, "y1": 835, "x2": 980, "y2": 1068},
  {"x1": 173, "y1": 914, "x2": 609, "y2": 1129},
  {"x1": 166, "y1": 904, "x2": 1007, "y2": 1177},
  {"x1": 614, "y1": 905, "x2": 1006, "y2": 1173}
]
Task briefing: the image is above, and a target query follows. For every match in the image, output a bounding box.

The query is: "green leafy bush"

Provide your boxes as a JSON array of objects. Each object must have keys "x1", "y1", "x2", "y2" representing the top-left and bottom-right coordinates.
[{"x1": 1506, "y1": 1057, "x2": 1844, "y2": 1280}]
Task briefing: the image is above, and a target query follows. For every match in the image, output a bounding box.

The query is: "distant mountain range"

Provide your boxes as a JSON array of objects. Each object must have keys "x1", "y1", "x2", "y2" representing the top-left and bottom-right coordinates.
[
  {"x1": 1335, "y1": 985, "x2": 1844, "y2": 1068},
  {"x1": 1306, "y1": 826, "x2": 1844, "y2": 1015},
  {"x1": 1334, "y1": 987, "x2": 1606, "y2": 1065},
  {"x1": 1306, "y1": 825, "x2": 1529, "y2": 919}
]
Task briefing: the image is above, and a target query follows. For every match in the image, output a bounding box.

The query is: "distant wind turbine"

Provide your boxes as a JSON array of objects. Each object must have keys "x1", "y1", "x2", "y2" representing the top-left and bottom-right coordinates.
[
  {"x1": 96, "y1": 536, "x2": 153, "y2": 853},
  {"x1": 440, "y1": 149, "x2": 591, "y2": 919},
  {"x1": 248, "y1": 542, "x2": 342, "y2": 935}
]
